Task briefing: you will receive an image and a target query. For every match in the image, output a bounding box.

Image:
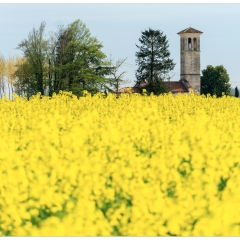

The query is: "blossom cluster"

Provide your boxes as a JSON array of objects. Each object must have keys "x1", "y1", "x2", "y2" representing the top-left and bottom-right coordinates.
[{"x1": 1, "y1": 91, "x2": 240, "y2": 236}]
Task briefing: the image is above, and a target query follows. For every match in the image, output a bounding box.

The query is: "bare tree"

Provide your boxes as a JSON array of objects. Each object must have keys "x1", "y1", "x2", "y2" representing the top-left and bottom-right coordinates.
[
  {"x1": 5, "y1": 55, "x2": 18, "y2": 98},
  {"x1": 105, "y1": 55, "x2": 130, "y2": 93},
  {"x1": 0, "y1": 54, "x2": 6, "y2": 97},
  {"x1": 13, "y1": 57, "x2": 36, "y2": 97}
]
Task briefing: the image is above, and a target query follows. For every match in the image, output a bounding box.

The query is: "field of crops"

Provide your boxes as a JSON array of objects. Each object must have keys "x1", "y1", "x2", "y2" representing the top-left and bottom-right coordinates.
[{"x1": 1, "y1": 90, "x2": 240, "y2": 236}]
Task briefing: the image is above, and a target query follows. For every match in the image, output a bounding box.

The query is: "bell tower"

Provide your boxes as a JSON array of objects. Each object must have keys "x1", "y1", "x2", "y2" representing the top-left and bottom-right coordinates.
[{"x1": 177, "y1": 27, "x2": 203, "y2": 93}]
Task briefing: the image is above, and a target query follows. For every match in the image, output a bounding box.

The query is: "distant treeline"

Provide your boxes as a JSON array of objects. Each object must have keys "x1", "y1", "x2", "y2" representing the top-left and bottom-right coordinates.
[{"x1": 0, "y1": 19, "x2": 129, "y2": 98}]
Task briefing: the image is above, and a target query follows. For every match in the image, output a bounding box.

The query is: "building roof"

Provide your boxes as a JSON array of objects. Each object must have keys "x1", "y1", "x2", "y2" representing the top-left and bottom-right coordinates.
[
  {"x1": 115, "y1": 80, "x2": 192, "y2": 94},
  {"x1": 177, "y1": 27, "x2": 203, "y2": 34},
  {"x1": 134, "y1": 82, "x2": 149, "y2": 88},
  {"x1": 164, "y1": 81, "x2": 189, "y2": 93}
]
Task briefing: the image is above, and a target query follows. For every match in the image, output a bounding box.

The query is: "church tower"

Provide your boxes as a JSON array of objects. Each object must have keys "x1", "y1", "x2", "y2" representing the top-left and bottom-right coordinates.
[{"x1": 177, "y1": 27, "x2": 203, "y2": 93}]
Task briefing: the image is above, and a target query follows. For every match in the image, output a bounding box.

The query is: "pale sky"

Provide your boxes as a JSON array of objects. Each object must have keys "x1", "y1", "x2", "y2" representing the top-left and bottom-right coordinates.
[{"x1": 0, "y1": 2, "x2": 240, "y2": 89}]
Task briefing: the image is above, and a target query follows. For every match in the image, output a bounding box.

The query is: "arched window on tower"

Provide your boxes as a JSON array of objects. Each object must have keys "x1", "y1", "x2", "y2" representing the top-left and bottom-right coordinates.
[
  {"x1": 182, "y1": 38, "x2": 185, "y2": 50},
  {"x1": 193, "y1": 38, "x2": 197, "y2": 50},
  {"x1": 188, "y1": 38, "x2": 192, "y2": 50}
]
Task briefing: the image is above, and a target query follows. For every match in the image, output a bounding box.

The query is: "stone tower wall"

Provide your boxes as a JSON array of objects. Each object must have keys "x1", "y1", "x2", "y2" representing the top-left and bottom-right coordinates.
[
  {"x1": 180, "y1": 50, "x2": 201, "y2": 92},
  {"x1": 178, "y1": 32, "x2": 202, "y2": 93}
]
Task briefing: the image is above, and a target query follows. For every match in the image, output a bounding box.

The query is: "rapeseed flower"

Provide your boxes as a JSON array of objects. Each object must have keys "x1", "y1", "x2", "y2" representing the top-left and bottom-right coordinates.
[{"x1": 0, "y1": 91, "x2": 240, "y2": 236}]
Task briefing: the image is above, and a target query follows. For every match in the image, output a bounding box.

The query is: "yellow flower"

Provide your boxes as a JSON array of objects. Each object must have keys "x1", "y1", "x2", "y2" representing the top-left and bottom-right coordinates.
[{"x1": 1, "y1": 91, "x2": 240, "y2": 236}]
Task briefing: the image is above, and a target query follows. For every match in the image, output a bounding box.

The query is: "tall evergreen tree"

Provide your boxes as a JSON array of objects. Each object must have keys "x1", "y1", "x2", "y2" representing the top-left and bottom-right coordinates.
[
  {"x1": 235, "y1": 86, "x2": 239, "y2": 98},
  {"x1": 135, "y1": 28, "x2": 175, "y2": 95}
]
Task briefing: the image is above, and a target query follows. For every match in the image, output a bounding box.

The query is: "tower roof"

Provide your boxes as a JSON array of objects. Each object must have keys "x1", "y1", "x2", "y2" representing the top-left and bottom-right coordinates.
[{"x1": 177, "y1": 27, "x2": 203, "y2": 34}]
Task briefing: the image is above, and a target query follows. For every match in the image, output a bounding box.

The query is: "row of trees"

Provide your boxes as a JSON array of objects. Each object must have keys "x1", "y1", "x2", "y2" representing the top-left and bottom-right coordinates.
[
  {"x1": 0, "y1": 21, "x2": 235, "y2": 98},
  {"x1": 1, "y1": 19, "x2": 129, "y2": 98}
]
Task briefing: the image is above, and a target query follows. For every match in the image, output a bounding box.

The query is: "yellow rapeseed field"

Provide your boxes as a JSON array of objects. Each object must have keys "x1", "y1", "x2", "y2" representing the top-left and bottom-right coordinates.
[{"x1": 1, "y1": 90, "x2": 240, "y2": 236}]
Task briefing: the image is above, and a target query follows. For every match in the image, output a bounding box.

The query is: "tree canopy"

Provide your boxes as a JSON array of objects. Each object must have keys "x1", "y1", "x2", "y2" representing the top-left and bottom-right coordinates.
[
  {"x1": 135, "y1": 28, "x2": 175, "y2": 95},
  {"x1": 53, "y1": 19, "x2": 109, "y2": 96},
  {"x1": 14, "y1": 19, "x2": 111, "y2": 97},
  {"x1": 16, "y1": 21, "x2": 48, "y2": 96},
  {"x1": 201, "y1": 65, "x2": 231, "y2": 97}
]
